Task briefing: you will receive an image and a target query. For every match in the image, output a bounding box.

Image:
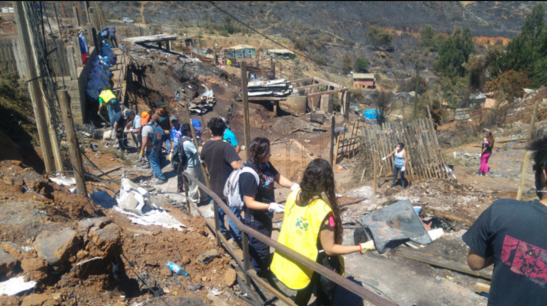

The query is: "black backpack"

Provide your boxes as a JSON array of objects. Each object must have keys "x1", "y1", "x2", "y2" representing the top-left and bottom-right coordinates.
[{"x1": 175, "y1": 136, "x2": 193, "y2": 169}]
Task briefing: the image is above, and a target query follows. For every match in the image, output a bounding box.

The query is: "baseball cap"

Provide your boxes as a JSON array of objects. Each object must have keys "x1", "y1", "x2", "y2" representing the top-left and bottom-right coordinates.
[
  {"x1": 170, "y1": 115, "x2": 178, "y2": 122},
  {"x1": 192, "y1": 119, "x2": 202, "y2": 130},
  {"x1": 157, "y1": 101, "x2": 167, "y2": 108},
  {"x1": 122, "y1": 109, "x2": 134, "y2": 119}
]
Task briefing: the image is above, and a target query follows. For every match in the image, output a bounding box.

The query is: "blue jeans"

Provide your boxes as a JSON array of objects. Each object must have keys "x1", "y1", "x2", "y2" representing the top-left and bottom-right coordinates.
[
  {"x1": 393, "y1": 166, "x2": 406, "y2": 189},
  {"x1": 218, "y1": 201, "x2": 242, "y2": 242},
  {"x1": 147, "y1": 145, "x2": 166, "y2": 180},
  {"x1": 107, "y1": 102, "x2": 121, "y2": 128}
]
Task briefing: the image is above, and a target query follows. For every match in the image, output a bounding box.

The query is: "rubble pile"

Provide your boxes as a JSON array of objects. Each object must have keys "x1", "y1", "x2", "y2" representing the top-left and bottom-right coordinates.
[{"x1": 247, "y1": 79, "x2": 292, "y2": 98}]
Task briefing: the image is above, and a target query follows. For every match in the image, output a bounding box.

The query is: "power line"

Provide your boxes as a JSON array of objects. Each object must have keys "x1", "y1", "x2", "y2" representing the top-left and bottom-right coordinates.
[{"x1": 207, "y1": 1, "x2": 345, "y2": 71}]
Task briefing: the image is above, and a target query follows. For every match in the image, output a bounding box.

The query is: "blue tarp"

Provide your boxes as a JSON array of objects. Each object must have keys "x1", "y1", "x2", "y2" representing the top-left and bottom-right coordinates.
[{"x1": 363, "y1": 109, "x2": 381, "y2": 120}]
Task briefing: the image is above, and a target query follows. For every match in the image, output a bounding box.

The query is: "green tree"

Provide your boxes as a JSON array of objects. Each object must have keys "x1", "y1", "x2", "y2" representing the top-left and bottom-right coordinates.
[
  {"x1": 434, "y1": 26, "x2": 475, "y2": 78},
  {"x1": 353, "y1": 58, "x2": 368, "y2": 73},
  {"x1": 420, "y1": 25, "x2": 435, "y2": 49},
  {"x1": 522, "y1": 4, "x2": 545, "y2": 37},
  {"x1": 342, "y1": 53, "x2": 352, "y2": 74}
]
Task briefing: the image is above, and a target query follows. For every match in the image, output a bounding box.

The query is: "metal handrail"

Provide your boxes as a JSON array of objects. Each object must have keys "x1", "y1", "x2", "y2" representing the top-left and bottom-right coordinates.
[{"x1": 180, "y1": 172, "x2": 397, "y2": 306}]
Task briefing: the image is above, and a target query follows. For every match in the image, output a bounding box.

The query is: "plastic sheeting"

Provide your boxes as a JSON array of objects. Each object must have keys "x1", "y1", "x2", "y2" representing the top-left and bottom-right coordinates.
[{"x1": 360, "y1": 200, "x2": 432, "y2": 254}]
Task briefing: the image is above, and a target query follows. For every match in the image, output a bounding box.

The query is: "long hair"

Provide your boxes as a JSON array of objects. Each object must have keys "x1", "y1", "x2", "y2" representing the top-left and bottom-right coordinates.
[
  {"x1": 248, "y1": 137, "x2": 270, "y2": 185},
  {"x1": 297, "y1": 159, "x2": 343, "y2": 244},
  {"x1": 486, "y1": 132, "x2": 495, "y2": 149}
]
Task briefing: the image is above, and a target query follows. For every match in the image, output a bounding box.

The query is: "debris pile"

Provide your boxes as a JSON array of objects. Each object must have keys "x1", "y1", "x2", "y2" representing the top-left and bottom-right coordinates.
[
  {"x1": 247, "y1": 79, "x2": 292, "y2": 98},
  {"x1": 189, "y1": 89, "x2": 216, "y2": 114}
]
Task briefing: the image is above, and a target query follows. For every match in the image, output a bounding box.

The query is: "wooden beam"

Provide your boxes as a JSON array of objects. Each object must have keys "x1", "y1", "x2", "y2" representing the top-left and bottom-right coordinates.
[
  {"x1": 242, "y1": 63, "x2": 251, "y2": 160},
  {"x1": 58, "y1": 90, "x2": 87, "y2": 195},
  {"x1": 517, "y1": 97, "x2": 541, "y2": 200},
  {"x1": 122, "y1": 34, "x2": 178, "y2": 44},
  {"x1": 391, "y1": 247, "x2": 493, "y2": 280},
  {"x1": 308, "y1": 89, "x2": 347, "y2": 99}
]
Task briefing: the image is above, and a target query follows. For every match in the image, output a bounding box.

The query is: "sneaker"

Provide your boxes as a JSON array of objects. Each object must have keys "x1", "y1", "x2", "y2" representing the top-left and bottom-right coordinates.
[{"x1": 154, "y1": 179, "x2": 167, "y2": 185}]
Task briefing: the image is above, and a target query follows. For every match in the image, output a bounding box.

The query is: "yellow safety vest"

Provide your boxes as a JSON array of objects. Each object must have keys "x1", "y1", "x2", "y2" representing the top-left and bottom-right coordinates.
[
  {"x1": 98, "y1": 90, "x2": 117, "y2": 104},
  {"x1": 270, "y1": 189, "x2": 344, "y2": 290}
]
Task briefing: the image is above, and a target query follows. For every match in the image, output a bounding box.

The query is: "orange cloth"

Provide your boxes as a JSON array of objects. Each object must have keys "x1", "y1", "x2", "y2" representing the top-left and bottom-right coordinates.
[{"x1": 140, "y1": 111, "x2": 151, "y2": 126}]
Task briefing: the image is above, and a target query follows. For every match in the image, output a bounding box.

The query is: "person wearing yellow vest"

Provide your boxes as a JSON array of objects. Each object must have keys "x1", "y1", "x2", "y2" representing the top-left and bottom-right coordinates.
[
  {"x1": 97, "y1": 89, "x2": 120, "y2": 128},
  {"x1": 271, "y1": 158, "x2": 373, "y2": 306}
]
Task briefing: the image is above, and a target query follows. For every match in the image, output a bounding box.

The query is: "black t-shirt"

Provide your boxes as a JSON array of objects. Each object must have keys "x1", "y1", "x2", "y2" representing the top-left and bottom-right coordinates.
[
  {"x1": 462, "y1": 199, "x2": 547, "y2": 306},
  {"x1": 200, "y1": 139, "x2": 241, "y2": 199},
  {"x1": 482, "y1": 140, "x2": 493, "y2": 155},
  {"x1": 240, "y1": 161, "x2": 279, "y2": 205}
]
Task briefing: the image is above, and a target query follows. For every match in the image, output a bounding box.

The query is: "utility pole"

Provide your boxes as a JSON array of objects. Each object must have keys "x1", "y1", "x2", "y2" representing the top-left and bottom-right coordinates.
[
  {"x1": 413, "y1": 59, "x2": 420, "y2": 119},
  {"x1": 330, "y1": 116, "x2": 335, "y2": 166},
  {"x1": 242, "y1": 63, "x2": 251, "y2": 160},
  {"x1": 58, "y1": 90, "x2": 87, "y2": 195},
  {"x1": 15, "y1": 2, "x2": 56, "y2": 172}
]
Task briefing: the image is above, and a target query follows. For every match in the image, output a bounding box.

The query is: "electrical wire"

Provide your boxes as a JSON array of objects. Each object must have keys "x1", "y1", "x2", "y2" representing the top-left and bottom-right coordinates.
[{"x1": 207, "y1": 1, "x2": 345, "y2": 71}]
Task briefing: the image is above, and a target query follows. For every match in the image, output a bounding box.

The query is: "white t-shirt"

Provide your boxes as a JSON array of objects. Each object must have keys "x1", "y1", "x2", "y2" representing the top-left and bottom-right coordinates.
[{"x1": 141, "y1": 125, "x2": 155, "y2": 149}]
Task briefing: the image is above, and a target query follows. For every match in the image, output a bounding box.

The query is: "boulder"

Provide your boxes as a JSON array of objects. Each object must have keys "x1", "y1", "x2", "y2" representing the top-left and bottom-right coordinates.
[
  {"x1": 0, "y1": 248, "x2": 17, "y2": 274},
  {"x1": 197, "y1": 249, "x2": 219, "y2": 264},
  {"x1": 117, "y1": 178, "x2": 153, "y2": 215},
  {"x1": 22, "y1": 169, "x2": 45, "y2": 191},
  {"x1": 223, "y1": 268, "x2": 237, "y2": 287},
  {"x1": 87, "y1": 223, "x2": 121, "y2": 258},
  {"x1": 33, "y1": 227, "x2": 79, "y2": 267},
  {"x1": 77, "y1": 217, "x2": 110, "y2": 233}
]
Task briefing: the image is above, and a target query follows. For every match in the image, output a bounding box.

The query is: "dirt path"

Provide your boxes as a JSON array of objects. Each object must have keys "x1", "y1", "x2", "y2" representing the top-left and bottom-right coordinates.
[{"x1": 140, "y1": 1, "x2": 148, "y2": 24}]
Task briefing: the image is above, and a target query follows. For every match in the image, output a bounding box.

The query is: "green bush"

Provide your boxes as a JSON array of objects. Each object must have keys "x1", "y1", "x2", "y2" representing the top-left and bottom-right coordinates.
[{"x1": 367, "y1": 26, "x2": 393, "y2": 49}]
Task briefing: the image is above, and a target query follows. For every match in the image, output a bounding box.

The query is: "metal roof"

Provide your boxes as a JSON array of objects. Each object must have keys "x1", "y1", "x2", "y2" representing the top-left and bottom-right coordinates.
[{"x1": 352, "y1": 73, "x2": 375, "y2": 79}]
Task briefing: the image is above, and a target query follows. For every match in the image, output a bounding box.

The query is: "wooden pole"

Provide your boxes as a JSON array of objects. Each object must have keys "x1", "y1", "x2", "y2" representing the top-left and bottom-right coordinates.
[
  {"x1": 413, "y1": 59, "x2": 420, "y2": 119},
  {"x1": 330, "y1": 116, "x2": 335, "y2": 166},
  {"x1": 242, "y1": 63, "x2": 251, "y2": 160},
  {"x1": 182, "y1": 98, "x2": 209, "y2": 188},
  {"x1": 516, "y1": 98, "x2": 541, "y2": 200},
  {"x1": 373, "y1": 155, "x2": 377, "y2": 195},
  {"x1": 58, "y1": 90, "x2": 87, "y2": 195},
  {"x1": 15, "y1": 2, "x2": 56, "y2": 173},
  {"x1": 73, "y1": 7, "x2": 81, "y2": 26}
]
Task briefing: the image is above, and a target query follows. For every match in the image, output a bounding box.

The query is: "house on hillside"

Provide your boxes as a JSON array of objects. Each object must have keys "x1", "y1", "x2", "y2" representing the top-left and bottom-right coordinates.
[
  {"x1": 352, "y1": 73, "x2": 376, "y2": 88},
  {"x1": 267, "y1": 49, "x2": 294, "y2": 59},
  {"x1": 224, "y1": 44, "x2": 255, "y2": 59}
]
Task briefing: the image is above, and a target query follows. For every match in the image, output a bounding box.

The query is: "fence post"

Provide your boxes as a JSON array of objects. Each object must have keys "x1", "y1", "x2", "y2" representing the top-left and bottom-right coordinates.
[
  {"x1": 58, "y1": 90, "x2": 87, "y2": 195},
  {"x1": 330, "y1": 116, "x2": 335, "y2": 166}
]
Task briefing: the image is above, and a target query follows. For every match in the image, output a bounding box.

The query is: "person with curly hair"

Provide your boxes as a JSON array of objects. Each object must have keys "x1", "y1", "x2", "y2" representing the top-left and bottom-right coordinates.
[
  {"x1": 271, "y1": 158, "x2": 371, "y2": 306},
  {"x1": 239, "y1": 137, "x2": 298, "y2": 277}
]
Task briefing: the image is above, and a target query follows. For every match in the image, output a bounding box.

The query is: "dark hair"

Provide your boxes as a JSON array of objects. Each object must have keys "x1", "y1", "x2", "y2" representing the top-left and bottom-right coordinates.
[
  {"x1": 528, "y1": 136, "x2": 547, "y2": 173},
  {"x1": 398, "y1": 142, "x2": 405, "y2": 150},
  {"x1": 180, "y1": 123, "x2": 191, "y2": 136},
  {"x1": 486, "y1": 132, "x2": 495, "y2": 149},
  {"x1": 207, "y1": 117, "x2": 226, "y2": 137},
  {"x1": 248, "y1": 137, "x2": 270, "y2": 185},
  {"x1": 297, "y1": 159, "x2": 343, "y2": 244}
]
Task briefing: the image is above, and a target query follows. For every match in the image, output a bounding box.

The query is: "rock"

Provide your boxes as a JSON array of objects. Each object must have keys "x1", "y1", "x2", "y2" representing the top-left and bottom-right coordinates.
[
  {"x1": 223, "y1": 268, "x2": 237, "y2": 287},
  {"x1": 182, "y1": 256, "x2": 191, "y2": 265},
  {"x1": 197, "y1": 249, "x2": 219, "y2": 264},
  {"x1": 21, "y1": 256, "x2": 48, "y2": 281},
  {"x1": 77, "y1": 217, "x2": 110, "y2": 233},
  {"x1": 22, "y1": 169, "x2": 45, "y2": 191},
  {"x1": 188, "y1": 283, "x2": 203, "y2": 291},
  {"x1": 87, "y1": 223, "x2": 121, "y2": 258},
  {"x1": 21, "y1": 293, "x2": 51, "y2": 306},
  {"x1": 0, "y1": 248, "x2": 17, "y2": 274},
  {"x1": 33, "y1": 227, "x2": 79, "y2": 267}
]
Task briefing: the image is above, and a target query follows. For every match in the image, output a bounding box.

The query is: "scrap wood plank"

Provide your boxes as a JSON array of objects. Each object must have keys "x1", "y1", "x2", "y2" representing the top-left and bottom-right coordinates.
[
  {"x1": 473, "y1": 282, "x2": 491, "y2": 294},
  {"x1": 97, "y1": 166, "x2": 122, "y2": 177},
  {"x1": 422, "y1": 207, "x2": 474, "y2": 227},
  {"x1": 391, "y1": 247, "x2": 493, "y2": 280}
]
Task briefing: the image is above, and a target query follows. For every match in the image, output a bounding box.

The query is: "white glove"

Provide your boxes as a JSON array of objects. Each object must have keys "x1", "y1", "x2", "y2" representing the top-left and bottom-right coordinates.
[
  {"x1": 268, "y1": 202, "x2": 285, "y2": 214},
  {"x1": 382, "y1": 157, "x2": 386, "y2": 161},
  {"x1": 359, "y1": 240, "x2": 376, "y2": 254},
  {"x1": 110, "y1": 128, "x2": 116, "y2": 140},
  {"x1": 401, "y1": 166, "x2": 405, "y2": 172},
  {"x1": 290, "y1": 183, "x2": 300, "y2": 191}
]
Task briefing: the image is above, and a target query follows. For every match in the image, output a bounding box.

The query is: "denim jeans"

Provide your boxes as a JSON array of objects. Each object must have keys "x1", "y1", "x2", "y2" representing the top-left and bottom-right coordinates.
[
  {"x1": 106, "y1": 102, "x2": 121, "y2": 128},
  {"x1": 218, "y1": 201, "x2": 242, "y2": 242},
  {"x1": 147, "y1": 144, "x2": 165, "y2": 180}
]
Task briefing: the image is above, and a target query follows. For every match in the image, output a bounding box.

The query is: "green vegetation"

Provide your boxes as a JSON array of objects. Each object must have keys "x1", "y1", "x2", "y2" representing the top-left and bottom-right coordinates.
[
  {"x1": 367, "y1": 26, "x2": 393, "y2": 50},
  {"x1": 487, "y1": 4, "x2": 547, "y2": 88},
  {"x1": 342, "y1": 53, "x2": 352, "y2": 74},
  {"x1": 353, "y1": 58, "x2": 368, "y2": 73},
  {"x1": 204, "y1": 17, "x2": 250, "y2": 36},
  {"x1": 433, "y1": 26, "x2": 475, "y2": 78},
  {"x1": 367, "y1": 26, "x2": 393, "y2": 49},
  {"x1": 419, "y1": 25, "x2": 446, "y2": 51}
]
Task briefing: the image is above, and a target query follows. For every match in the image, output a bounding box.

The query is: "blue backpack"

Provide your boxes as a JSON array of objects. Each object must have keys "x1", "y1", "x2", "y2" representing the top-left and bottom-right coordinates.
[{"x1": 149, "y1": 122, "x2": 164, "y2": 144}]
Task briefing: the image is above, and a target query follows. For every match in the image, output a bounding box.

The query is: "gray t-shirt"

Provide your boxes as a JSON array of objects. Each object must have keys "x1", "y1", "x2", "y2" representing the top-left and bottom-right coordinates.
[
  {"x1": 183, "y1": 139, "x2": 199, "y2": 168},
  {"x1": 141, "y1": 125, "x2": 156, "y2": 150}
]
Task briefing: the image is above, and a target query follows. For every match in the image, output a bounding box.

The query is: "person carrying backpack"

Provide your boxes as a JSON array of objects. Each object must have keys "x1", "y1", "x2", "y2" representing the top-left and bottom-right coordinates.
[
  {"x1": 140, "y1": 115, "x2": 167, "y2": 184},
  {"x1": 176, "y1": 124, "x2": 209, "y2": 203},
  {"x1": 237, "y1": 137, "x2": 299, "y2": 277}
]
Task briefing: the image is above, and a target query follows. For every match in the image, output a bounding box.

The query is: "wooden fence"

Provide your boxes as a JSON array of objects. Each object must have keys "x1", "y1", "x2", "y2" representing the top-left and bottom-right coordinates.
[
  {"x1": 0, "y1": 39, "x2": 26, "y2": 78},
  {"x1": 359, "y1": 118, "x2": 449, "y2": 180}
]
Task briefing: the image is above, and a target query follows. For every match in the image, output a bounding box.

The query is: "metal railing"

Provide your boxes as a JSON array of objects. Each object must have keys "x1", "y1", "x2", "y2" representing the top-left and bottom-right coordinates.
[{"x1": 180, "y1": 172, "x2": 397, "y2": 306}]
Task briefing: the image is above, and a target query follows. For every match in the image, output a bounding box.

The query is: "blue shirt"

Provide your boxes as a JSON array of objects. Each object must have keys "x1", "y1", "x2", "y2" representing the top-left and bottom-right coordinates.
[
  {"x1": 170, "y1": 125, "x2": 182, "y2": 151},
  {"x1": 223, "y1": 129, "x2": 238, "y2": 147}
]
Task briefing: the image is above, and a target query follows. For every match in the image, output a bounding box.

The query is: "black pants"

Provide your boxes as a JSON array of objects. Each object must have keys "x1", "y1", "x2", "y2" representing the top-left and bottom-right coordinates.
[
  {"x1": 295, "y1": 252, "x2": 340, "y2": 306},
  {"x1": 244, "y1": 210, "x2": 272, "y2": 275},
  {"x1": 392, "y1": 166, "x2": 406, "y2": 189}
]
